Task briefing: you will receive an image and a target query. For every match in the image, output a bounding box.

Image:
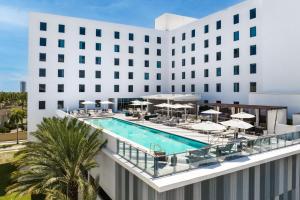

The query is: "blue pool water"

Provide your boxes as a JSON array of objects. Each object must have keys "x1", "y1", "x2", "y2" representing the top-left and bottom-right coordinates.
[{"x1": 86, "y1": 118, "x2": 207, "y2": 155}]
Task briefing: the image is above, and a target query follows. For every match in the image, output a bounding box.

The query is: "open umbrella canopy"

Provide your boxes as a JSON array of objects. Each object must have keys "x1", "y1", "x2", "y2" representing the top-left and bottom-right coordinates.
[
  {"x1": 155, "y1": 103, "x2": 172, "y2": 108},
  {"x1": 220, "y1": 119, "x2": 253, "y2": 129},
  {"x1": 101, "y1": 100, "x2": 113, "y2": 104},
  {"x1": 171, "y1": 104, "x2": 184, "y2": 109},
  {"x1": 231, "y1": 112, "x2": 255, "y2": 119},
  {"x1": 181, "y1": 104, "x2": 194, "y2": 109},
  {"x1": 81, "y1": 101, "x2": 95, "y2": 105},
  {"x1": 201, "y1": 109, "x2": 222, "y2": 115},
  {"x1": 191, "y1": 121, "x2": 226, "y2": 132}
]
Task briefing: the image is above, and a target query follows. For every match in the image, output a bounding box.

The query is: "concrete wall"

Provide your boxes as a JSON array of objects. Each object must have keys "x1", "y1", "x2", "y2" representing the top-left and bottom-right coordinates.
[
  {"x1": 267, "y1": 109, "x2": 287, "y2": 134},
  {"x1": 293, "y1": 114, "x2": 300, "y2": 126}
]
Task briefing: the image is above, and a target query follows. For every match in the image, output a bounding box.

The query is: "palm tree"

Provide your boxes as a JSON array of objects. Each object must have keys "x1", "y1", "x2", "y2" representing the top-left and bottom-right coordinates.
[
  {"x1": 9, "y1": 108, "x2": 26, "y2": 144},
  {"x1": 7, "y1": 117, "x2": 106, "y2": 200}
]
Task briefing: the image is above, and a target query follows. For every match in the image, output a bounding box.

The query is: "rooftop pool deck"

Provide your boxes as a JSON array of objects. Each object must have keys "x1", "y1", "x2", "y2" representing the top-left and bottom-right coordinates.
[{"x1": 85, "y1": 117, "x2": 208, "y2": 155}]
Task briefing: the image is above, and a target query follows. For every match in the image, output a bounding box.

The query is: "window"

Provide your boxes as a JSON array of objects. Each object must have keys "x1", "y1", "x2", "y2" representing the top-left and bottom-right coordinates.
[
  {"x1": 128, "y1": 72, "x2": 133, "y2": 79},
  {"x1": 233, "y1": 14, "x2": 239, "y2": 24},
  {"x1": 250, "y1": 82, "x2": 257, "y2": 92},
  {"x1": 57, "y1": 84, "x2": 64, "y2": 92},
  {"x1": 96, "y1": 43, "x2": 101, "y2": 51},
  {"x1": 79, "y1": 27, "x2": 85, "y2": 35},
  {"x1": 39, "y1": 101, "x2": 46, "y2": 110},
  {"x1": 216, "y1": 36, "x2": 221, "y2": 45},
  {"x1": 145, "y1": 48, "x2": 149, "y2": 55},
  {"x1": 114, "y1": 45, "x2": 120, "y2": 52},
  {"x1": 129, "y1": 33, "x2": 134, "y2": 41},
  {"x1": 171, "y1": 73, "x2": 175, "y2": 80},
  {"x1": 39, "y1": 53, "x2": 46, "y2": 62},
  {"x1": 114, "y1": 58, "x2": 119, "y2": 66},
  {"x1": 216, "y1": 83, "x2": 221, "y2": 92},
  {"x1": 191, "y1": 29, "x2": 195, "y2": 38},
  {"x1": 128, "y1": 59, "x2": 134, "y2": 66},
  {"x1": 250, "y1": 63, "x2": 257, "y2": 74},
  {"x1": 39, "y1": 68, "x2": 46, "y2": 77},
  {"x1": 79, "y1": 84, "x2": 85, "y2": 92},
  {"x1": 144, "y1": 85, "x2": 149, "y2": 92},
  {"x1": 172, "y1": 61, "x2": 175, "y2": 68},
  {"x1": 79, "y1": 55, "x2": 85, "y2": 64},
  {"x1": 40, "y1": 38, "x2": 46, "y2": 46},
  {"x1": 95, "y1": 57, "x2": 101, "y2": 65},
  {"x1": 172, "y1": 49, "x2": 175, "y2": 56},
  {"x1": 157, "y1": 61, "x2": 161, "y2": 68},
  {"x1": 79, "y1": 41, "x2": 85, "y2": 49},
  {"x1": 182, "y1": 33, "x2": 186, "y2": 41},
  {"x1": 182, "y1": 59, "x2": 186, "y2": 67},
  {"x1": 79, "y1": 70, "x2": 85, "y2": 78},
  {"x1": 216, "y1": 52, "x2": 221, "y2": 61},
  {"x1": 58, "y1": 39, "x2": 65, "y2": 48},
  {"x1": 39, "y1": 84, "x2": 46, "y2": 92},
  {"x1": 234, "y1": 101, "x2": 239, "y2": 105},
  {"x1": 95, "y1": 71, "x2": 101, "y2": 78},
  {"x1": 204, "y1": 25, "x2": 209, "y2": 33},
  {"x1": 157, "y1": 49, "x2": 161, "y2": 56},
  {"x1": 114, "y1": 85, "x2": 119, "y2": 92},
  {"x1": 128, "y1": 46, "x2": 134, "y2": 53},
  {"x1": 250, "y1": 45, "x2": 257, "y2": 55},
  {"x1": 250, "y1": 8, "x2": 256, "y2": 20},
  {"x1": 182, "y1": 72, "x2": 186, "y2": 79},
  {"x1": 96, "y1": 29, "x2": 102, "y2": 37},
  {"x1": 171, "y1": 85, "x2": 175, "y2": 93},
  {"x1": 191, "y1": 84, "x2": 195, "y2": 93},
  {"x1": 234, "y1": 31, "x2": 239, "y2": 41},
  {"x1": 216, "y1": 20, "x2": 221, "y2": 30},
  {"x1": 216, "y1": 67, "x2": 221, "y2": 77},
  {"x1": 114, "y1": 71, "x2": 119, "y2": 79},
  {"x1": 144, "y1": 73, "x2": 149, "y2": 80},
  {"x1": 204, "y1": 39, "x2": 209, "y2": 48},
  {"x1": 234, "y1": 65, "x2": 240, "y2": 75},
  {"x1": 144, "y1": 60, "x2": 149, "y2": 67},
  {"x1": 156, "y1": 85, "x2": 161, "y2": 92},
  {"x1": 95, "y1": 100, "x2": 101, "y2": 108},
  {"x1": 182, "y1": 85, "x2": 186, "y2": 92},
  {"x1": 191, "y1": 57, "x2": 195, "y2": 65},
  {"x1": 57, "y1": 101, "x2": 64, "y2": 109},
  {"x1": 191, "y1": 43, "x2": 195, "y2": 51},
  {"x1": 40, "y1": 22, "x2": 47, "y2": 31},
  {"x1": 234, "y1": 82, "x2": 240, "y2": 92},
  {"x1": 79, "y1": 100, "x2": 84, "y2": 108},
  {"x1": 191, "y1": 71, "x2": 195, "y2": 79},
  {"x1": 182, "y1": 46, "x2": 186, "y2": 54},
  {"x1": 157, "y1": 37, "x2": 161, "y2": 44},
  {"x1": 128, "y1": 85, "x2": 133, "y2": 92},
  {"x1": 58, "y1": 69, "x2": 64, "y2": 78},
  {"x1": 172, "y1": 36, "x2": 175, "y2": 44},
  {"x1": 58, "y1": 54, "x2": 64, "y2": 63},
  {"x1": 58, "y1": 24, "x2": 65, "y2": 33},
  {"x1": 250, "y1": 26, "x2": 257, "y2": 37},
  {"x1": 204, "y1": 54, "x2": 209, "y2": 63},
  {"x1": 204, "y1": 84, "x2": 209, "y2": 92},
  {"x1": 114, "y1": 31, "x2": 120, "y2": 39},
  {"x1": 204, "y1": 69, "x2": 209, "y2": 77},
  {"x1": 144, "y1": 35, "x2": 149, "y2": 42},
  {"x1": 95, "y1": 85, "x2": 101, "y2": 92},
  {"x1": 234, "y1": 48, "x2": 240, "y2": 58}
]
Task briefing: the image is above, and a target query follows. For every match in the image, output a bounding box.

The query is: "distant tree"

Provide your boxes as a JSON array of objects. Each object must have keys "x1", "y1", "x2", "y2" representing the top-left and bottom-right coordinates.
[
  {"x1": 8, "y1": 117, "x2": 106, "y2": 200},
  {"x1": 9, "y1": 108, "x2": 26, "y2": 144}
]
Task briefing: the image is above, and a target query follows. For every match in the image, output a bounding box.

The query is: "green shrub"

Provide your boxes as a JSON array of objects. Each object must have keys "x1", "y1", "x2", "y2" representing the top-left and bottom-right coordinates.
[{"x1": 0, "y1": 126, "x2": 10, "y2": 133}]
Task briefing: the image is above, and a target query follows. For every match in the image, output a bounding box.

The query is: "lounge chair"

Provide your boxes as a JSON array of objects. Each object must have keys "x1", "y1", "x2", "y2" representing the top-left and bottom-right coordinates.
[
  {"x1": 187, "y1": 147, "x2": 210, "y2": 163},
  {"x1": 216, "y1": 143, "x2": 234, "y2": 156}
]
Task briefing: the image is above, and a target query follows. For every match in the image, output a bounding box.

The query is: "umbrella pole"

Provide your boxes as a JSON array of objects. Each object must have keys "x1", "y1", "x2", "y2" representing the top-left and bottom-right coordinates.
[{"x1": 185, "y1": 108, "x2": 187, "y2": 122}]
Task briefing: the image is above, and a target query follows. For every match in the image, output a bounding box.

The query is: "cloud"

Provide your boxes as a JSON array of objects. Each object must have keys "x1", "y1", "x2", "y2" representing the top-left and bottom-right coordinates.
[{"x1": 0, "y1": 5, "x2": 27, "y2": 27}]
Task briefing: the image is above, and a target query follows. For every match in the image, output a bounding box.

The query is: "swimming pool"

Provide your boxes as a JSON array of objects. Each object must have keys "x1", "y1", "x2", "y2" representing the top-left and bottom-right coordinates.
[{"x1": 85, "y1": 118, "x2": 207, "y2": 155}]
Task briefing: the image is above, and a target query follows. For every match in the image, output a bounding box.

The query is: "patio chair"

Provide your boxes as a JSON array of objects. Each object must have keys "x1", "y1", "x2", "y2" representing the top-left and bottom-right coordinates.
[
  {"x1": 216, "y1": 143, "x2": 234, "y2": 156},
  {"x1": 187, "y1": 147, "x2": 210, "y2": 163}
]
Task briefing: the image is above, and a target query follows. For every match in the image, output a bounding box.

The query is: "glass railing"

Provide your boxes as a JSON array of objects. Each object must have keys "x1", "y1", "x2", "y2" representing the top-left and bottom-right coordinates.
[{"x1": 116, "y1": 131, "x2": 300, "y2": 178}]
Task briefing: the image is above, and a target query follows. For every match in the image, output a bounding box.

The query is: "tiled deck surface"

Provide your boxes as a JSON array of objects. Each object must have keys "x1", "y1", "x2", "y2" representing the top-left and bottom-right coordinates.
[{"x1": 114, "y1": 113, "x2": 258, "y2": 145}]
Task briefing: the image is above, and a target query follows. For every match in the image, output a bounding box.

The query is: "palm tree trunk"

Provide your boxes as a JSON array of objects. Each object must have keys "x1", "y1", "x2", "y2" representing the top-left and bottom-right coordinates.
[
  {"x1": 68, "y1": 182, "x2": 78, "y2": 200},
  {"x1": 16, "y1": 124, "x2": 19, "y2": 144}
]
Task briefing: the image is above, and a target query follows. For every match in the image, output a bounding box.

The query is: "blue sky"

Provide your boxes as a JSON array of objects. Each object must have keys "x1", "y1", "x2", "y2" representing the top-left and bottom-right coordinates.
[{"x1": 0, "y1": 0, "x2": 243, "y2": 92}]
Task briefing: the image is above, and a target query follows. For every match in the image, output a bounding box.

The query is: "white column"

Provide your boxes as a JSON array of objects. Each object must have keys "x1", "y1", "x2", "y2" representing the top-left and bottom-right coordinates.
[{"x1": 255, "y1": 109, "x2": 260, "y2": 126}]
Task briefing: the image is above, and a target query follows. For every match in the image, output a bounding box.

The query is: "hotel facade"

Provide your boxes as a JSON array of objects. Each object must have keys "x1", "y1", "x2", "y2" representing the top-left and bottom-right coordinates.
[{"x1": 28, "y1": 0, "x2": 300, "y2": 199}]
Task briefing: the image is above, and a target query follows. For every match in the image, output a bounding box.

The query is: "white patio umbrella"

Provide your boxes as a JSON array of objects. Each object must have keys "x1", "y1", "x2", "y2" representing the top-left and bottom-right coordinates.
[
  {"x1": 231, "y1": 112, "x2": 255, "y2": 119},
  {"x1": 101, "y1": 100, "x2": 113, "y2": 110},
  {"x1": 181, "y1": 104, "x2": 193, "y2": 121},
  {"x1": 155, "y1": 103, "x2": 173, "y2": 116},
  {"x1": 220, "y1": 119, "x2": 253, "y2": 139},
  {"x1": 191, "y1": 121, "x2": 226, "y2": 143},
  {"x1": 81, "y1": 101, "x2": 95, "y2": 112},
  {"x1": 201, "y1": 109, "x2": 222, "y2": 122}
]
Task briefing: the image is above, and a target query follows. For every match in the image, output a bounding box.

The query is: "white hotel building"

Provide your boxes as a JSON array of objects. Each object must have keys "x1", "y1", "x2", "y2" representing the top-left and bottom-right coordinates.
[{"x1": 28, "y1": 0, "x2": 300, "y2": 199}]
